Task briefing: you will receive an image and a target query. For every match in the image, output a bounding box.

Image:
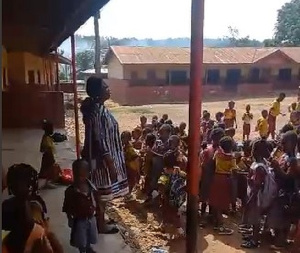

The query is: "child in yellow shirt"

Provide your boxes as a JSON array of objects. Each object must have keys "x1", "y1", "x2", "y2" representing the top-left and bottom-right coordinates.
[
  {"x1": 121, "y1": 131, "x2": 141, "y2": 198},
  {"x1": 209, "y1": 136, "x2": 236, "y2": 235},
  {"x1": 256, "y1": 109, "x2": 269, "y2": 139},
  {"x1": 268, "y1": 93, "x2": 286, "y2": 139}
]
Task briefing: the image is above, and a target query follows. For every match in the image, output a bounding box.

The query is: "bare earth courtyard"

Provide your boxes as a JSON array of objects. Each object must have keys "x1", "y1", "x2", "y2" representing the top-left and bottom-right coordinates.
[{"x1": 64, "y1": 95, "x2": 295, "y2": 253}]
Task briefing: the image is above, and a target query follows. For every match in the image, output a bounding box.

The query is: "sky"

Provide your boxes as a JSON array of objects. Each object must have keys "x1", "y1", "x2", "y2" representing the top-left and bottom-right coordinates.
[{"x1": 76, "y1": 0, "x2": 289, "y2": 40}]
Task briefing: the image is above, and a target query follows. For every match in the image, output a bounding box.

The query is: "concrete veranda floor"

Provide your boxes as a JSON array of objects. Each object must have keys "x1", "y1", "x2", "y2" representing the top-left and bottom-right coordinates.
[{"x1": 2, "y1": 129, "x2": 132, "y2": 253}]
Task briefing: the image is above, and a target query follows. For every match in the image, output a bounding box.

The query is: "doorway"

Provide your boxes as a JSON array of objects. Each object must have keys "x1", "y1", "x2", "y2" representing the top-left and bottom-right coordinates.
[{"x1": 225, "y1": 69, "x2": 241, "y2": 91}]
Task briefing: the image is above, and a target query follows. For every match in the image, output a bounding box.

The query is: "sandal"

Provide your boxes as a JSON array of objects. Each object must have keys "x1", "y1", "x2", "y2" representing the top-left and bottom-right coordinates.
[
  {"x1": 217, "y1": 227, "x2": 234, "y2": 235},
  {"x1": 241, "y1": 240, "x2": 259, "y2": 249}
]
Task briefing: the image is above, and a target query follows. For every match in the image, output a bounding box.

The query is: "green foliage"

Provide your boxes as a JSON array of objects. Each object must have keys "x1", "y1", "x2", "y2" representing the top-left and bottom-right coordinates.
[
  {"x1": 275, "y1": 0, "x2": 300, "y2": 46},
  {"x1": 76, "y1": 50, "x2": 94, "y2": 71},
  {"x1": 263, "y1": 39, "x2": 278, "y2": 47},
  {"x1": 225, "y1": 26, "x2": 262, "y2": 47},
  {"x1": 59, "y1": 71, "x2": 66, "y2": 80}
]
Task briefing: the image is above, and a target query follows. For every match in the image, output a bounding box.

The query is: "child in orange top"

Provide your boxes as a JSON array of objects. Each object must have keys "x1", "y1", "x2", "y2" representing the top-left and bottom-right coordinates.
[
  {"x1": 242, "y1": 105, "x2": 253, "y2": 141},
  {"x1": 255, "y1": 109, "x2": 269, "y2": 139},
  {"x1": 209, "y1": 136, "x2": 236, "y2": 235},
  {"x1": 224, "y1": 101, "x2": 237, "y2": 129}
]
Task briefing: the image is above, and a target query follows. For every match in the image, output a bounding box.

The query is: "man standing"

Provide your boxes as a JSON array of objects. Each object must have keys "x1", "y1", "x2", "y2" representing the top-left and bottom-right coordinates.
[{"x1": 268, "y1": 93, "x2": 286, "y2": 139}]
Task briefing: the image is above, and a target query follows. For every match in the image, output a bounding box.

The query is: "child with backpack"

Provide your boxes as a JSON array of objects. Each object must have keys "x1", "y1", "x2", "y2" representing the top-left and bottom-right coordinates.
[
  {"x1": 157, "y1": 137, "x2": 187, "y2": 237},
  {"x1": 241, "y1": 138, "x2": 275, "y2": 249}
]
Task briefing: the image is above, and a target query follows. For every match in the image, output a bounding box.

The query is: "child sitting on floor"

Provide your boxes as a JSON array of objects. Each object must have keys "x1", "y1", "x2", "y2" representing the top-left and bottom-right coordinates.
[{"x1": 63, "y1": 159, "x2": 98, "y2": 253}]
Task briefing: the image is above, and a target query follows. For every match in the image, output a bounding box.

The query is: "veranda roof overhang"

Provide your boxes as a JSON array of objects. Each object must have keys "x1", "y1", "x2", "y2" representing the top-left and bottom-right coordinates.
[{"x1": 2, "y1": 0, "x2": 109, "y2": 56}]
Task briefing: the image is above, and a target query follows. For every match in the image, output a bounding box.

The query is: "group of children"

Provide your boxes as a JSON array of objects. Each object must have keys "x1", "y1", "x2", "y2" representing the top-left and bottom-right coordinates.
[
  {"x1": 2, "y1": 94, "x2": 300, "y2": 253},
  {"x1": 119, "y1": 96, "x2": 300, "y2": 250}
]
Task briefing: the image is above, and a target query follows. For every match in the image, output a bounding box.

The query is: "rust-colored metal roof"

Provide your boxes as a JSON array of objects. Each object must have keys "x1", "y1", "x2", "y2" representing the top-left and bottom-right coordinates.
[{"x1": 109, "y1": 46, "x2": 300, "y2": 65}]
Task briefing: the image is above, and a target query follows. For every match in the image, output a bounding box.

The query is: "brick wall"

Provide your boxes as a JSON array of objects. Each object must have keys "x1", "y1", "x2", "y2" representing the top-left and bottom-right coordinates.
[{"x1": 3, "y1": 91, "x2": 65, "y2": 128}]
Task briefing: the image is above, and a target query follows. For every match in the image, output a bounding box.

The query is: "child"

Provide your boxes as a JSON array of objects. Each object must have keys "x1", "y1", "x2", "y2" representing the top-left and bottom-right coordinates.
[
  {"x1": 151, "y1": 115, "x2": 159, "y2": 127},
  {"x1": 267, "y1": 131, "x2": 299, "y2": 250},
  {"x1": 199, "y1": 127, "x2": 225, "y2": 218},
  {"x1": 241, "y1": 139, "x2": 271, "y2": 248},
  {"x1": 2, "y1": 164, "x2": 55, "y2": 253},
  {"x1": 121, "y1": 131, "x2": 141, "y2": 198},
  {"x1": 141, "y1": 127, "x2": 153, "y2": 143},
  {"x1": 179, "y1": 122, "x2": 187, "y2": 138},
  {"x1": 215, "y1": 112, "x2": 224, "y2": 127},
  {"x1": 143, "y1": 133, "x2": 157, "y2": 194},
  {"x1": 157, "y1": 137, "x2": 187, "y2": 236},
  {"x1": 209, "y1": 136, "x2": 236, "y2": 235},
  {"x1": 132, "y1": 127, "x2": 143, "y2": 150},
  {"x1": 145, "y1": 124, "x2": 171, "y2": 203},
  {"x1": 268, "y1": 93, "x2": 286, "y2": 139},
  {"x1": 290, "y1": 110, "x2": 300, "y2": 132},
  {"x1": 237, "y1": 141, "x2": 253, "y2": 210},
  {"x1": 224, "y1": 101, "x2": 237, "y2": 129},
  {"x1": 256, "y1": 109, "x2": 269, "y2": 139},
  {"x1": 160, "y1": 114, "x2": 169, "y2": 124},
  {"x1": 206, "y1": 120, "x2": 215, "y2": 144},
  {"x1": 63, "y1": 159, "x2": 98, "y2": 253},
  {"x1": 242, "y1": 105, "x2": 253, "y2": 141},
  {"x1": 140, "y1": 115, "x2": 148, "y2": 129},
  {"x1": 289, "y1": 102, "x2": 298, "y2": 113},
  {"x1": 39, "y1": 120, "x2": 59, "y2": 189}
]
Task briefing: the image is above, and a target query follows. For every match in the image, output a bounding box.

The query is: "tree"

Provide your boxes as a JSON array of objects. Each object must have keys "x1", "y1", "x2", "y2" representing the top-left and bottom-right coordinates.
[
  {"x1": 225, "y1": 26, "x2": 262, "y2": 47},
  {"x1": 76, "y1": 50, "x2": 94, "y2": 71},
  {"x1": 263, "y1": 39, "x2": 278, "y2": 47},
  {"x1": 275, "y1": 0, "x2": 300, "y2": 46}
]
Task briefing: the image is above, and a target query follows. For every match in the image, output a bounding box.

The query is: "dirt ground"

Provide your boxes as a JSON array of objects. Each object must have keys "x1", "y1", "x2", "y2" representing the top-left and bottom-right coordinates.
[{"x1": 65, "y1": 95, "x2": 296, "y2": 253}]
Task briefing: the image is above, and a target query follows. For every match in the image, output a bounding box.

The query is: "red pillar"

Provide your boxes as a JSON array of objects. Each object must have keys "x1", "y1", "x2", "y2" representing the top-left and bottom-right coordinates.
[
  {"x1": 186, "y1": 0, "x2": 205, "y2": 252},
  {"x1": 71, "y1": 34, "x2": 81, "y2": 159}
]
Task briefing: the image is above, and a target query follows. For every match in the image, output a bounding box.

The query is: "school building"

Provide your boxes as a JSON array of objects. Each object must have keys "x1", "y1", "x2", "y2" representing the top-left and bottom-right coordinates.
[
  {"x1": 2, "y1": 0, "x2": 110, "y2": 128},
  {"x1": 104, "y1": 46, "x2": 300, "y2": 105}
]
